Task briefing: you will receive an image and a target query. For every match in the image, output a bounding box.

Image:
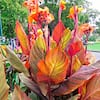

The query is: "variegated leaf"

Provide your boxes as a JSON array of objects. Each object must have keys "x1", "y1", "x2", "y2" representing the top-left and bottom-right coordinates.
[
  {"x1": 37, "y1": 46, "x2": 70, "y2": 84},
  {"x1": 52, "y1": 65, "x2": 99, "y2": 96},
  {"x1": 5, "y1": 46, "x2": 29, "y2": 77},
  {"x1": 29, "y1": 36, "x2": 46, "y2": 74},
  {"x1": 60, "y1": 28, "x2": 71, "y2": 50},
  {"x1": 0, "y1": 49, "x2": 9, "y2": 100},
  {"x1": 15, "y1": 20, "x2": 30, "y2": 55}
]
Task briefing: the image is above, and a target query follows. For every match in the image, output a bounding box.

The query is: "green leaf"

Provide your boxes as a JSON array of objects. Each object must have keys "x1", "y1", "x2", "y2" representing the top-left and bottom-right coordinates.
[
  {"x1": 0, "y1": 49, "x2": 9, "y2": 100},
  {"x1": 5, "y1": 46, "x2": 29, "y2": 77},
  {"x1": 12, "y1": 85, "x2": 31, "y2": 100},
  {"x1": 5, "y1": 61, "x2": 11, "y2": 68},
  {"x1": 29, "y1": 92, "x2": 39, "y2": 100}
]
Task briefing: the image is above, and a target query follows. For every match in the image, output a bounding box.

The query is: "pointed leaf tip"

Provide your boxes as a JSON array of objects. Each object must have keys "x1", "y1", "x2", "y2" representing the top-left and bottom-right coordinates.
[
  {"x1": 15, "y1": 20, "x2": 30, "y2": 55},
  {"x1": 52, "y1": 21, "x2": 65, "y2": 44}
]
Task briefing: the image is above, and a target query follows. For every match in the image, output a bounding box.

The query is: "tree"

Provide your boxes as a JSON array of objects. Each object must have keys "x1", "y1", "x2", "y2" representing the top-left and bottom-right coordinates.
[
  {"x1": 44, "y1": 2, "x2": 89, "y2": 33},
  {"x1": 95, "y1": 19, "x2": 100, "y2": 35},
  {"x1": 68, "y1": 0, "x2": 90, "y2": 8},
  {"x1": 0, "y1": 0, "x2": 28, "y2": 38}
]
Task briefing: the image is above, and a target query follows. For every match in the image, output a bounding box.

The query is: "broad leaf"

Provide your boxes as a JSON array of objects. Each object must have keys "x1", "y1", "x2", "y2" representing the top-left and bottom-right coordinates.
[
  {"x1": 72, "y1": 55, "x2": 81, "y2": 73},
  {"x1": 37, "y1": 46, "x2": 70, "y2": 84},
  {"x1": 29, "y1": 37, "x2": 46, "y2": 74},
  {"x1": 80, "y1": 61, "x2": 100, "y2": 100},
  {"x1": 52, "y1": 65, "x2": 99, "y2": 96},
  {"x1": 50, "y1": 38, "x2": 57, "y2": 49},
  {"x1": 38, "y1": 82, "x2": 48, "y2": 96},
  {"x1": 0, "y1": 49, "x2": 9, "y2": 100},
  {"x1": 5, "y1": 46, "x2": 29, "y2": 77},
  {"x1": 68, "y1": 41, "x2": 83, "y2": 56},
  {"x1": 76, "y1": 47, "x2": 89, "y2": 65},
  {"x1": 52, "y1": 20, "x2": 65, "y2": 44},
  {"x1": 19, "y1": 73, "x2": 47, "y2": 100},
  {"x1": 59, "y1": 28, "x2": 71, "y2": 50},
  {"x1": 82, "y1": 73, "x2": 100, "y2": 100},
  {"x1": 35, "y1": 36, "x2": 46, "y2": 52},
  {"x1": 12, "y1": 85, "x2": 31, "y2": 100},
  {"x1": 15, "y1": 20, "x2": 30, "y2": 55}
]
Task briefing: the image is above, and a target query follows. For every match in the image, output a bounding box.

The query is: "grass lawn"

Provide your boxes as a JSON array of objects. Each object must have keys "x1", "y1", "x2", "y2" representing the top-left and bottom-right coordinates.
[{"x1": 87, "y1": 42, "x2": 100, "y2": 51}]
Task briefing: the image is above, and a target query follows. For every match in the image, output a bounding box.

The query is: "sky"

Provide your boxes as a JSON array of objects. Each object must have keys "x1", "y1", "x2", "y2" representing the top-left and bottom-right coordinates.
[{"x1": 88, "y1": 0, "x2": 100, "y2": 11}]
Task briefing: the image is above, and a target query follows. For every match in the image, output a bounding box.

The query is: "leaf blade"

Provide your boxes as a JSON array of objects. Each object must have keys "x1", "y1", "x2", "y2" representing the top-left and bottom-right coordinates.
[
  {"x1": 19, "y1": 73, "x2": 47, "y2": 100},
  {"x1": 12, "y1": 85, "x2": 31, "y2": 100},
  {"x1": 52, "y1": 21, "x2": 65, "y2": 44},
  {"x1": 5, "y1": 46, "x2": 29, "y2": 77},
  {"x1": 29, "y1": 36, "x2": 46, "y2": 74},
  {"x1": 52, "y1": 65, "x2": 99, "y2": 96},
  {"x1": 15, "y1": 20, "x2": 30, "y2": 55},
  {"x1": 37, "y1": 46, "x2": 70, "y2": 84},
  {"x1": 60, "y1": 28, "x2": 71, "y2": 50},
  {"x1": 0, "y1": 49, "x2": 9, "y2": 100}
]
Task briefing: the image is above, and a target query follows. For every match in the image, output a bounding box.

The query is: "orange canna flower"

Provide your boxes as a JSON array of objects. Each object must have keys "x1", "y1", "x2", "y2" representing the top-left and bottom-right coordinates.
[
  {"x1": 28, "y1": 12, "x2": 38, "y2": 23},
  {"x1": 23, "y1": 0, "x2": 36, "y2": 11},
  {"x1": 60, "y1": 0, "x2": 66, "y2": 10},
  {"x1": 78, "y1": 23, "x2": 94, "y2": 38},
  {"x1": 28, "y1": 7, "x2": 54, "y2": 24},
  {"x1": 68, "y1": 6, "x2": 83, "y2": 19}
]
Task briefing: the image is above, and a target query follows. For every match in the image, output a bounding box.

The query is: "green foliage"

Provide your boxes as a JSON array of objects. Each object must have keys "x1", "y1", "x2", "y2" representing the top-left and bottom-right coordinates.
[
  {"x1": 44, "y1": 2, "x2": 89, "y2": 34},
  {"x1": 45, "y1": 3, "x2": 74, "y2": 32},
  {"x1": 0, "y1": 0, "x2": 90, "y2": 38},
  {"x1": 88, "y1": 35, "x2": 96, "y2": 41},
  {"x1": 0, "y1": 0, "x2": 28, "y2": 38},
  {"x1": 78, "y1": 13, "x2": 89, "y2": 24},
  {"x1": 96, "y1": 20, "x2": 100, "y2": 35}
]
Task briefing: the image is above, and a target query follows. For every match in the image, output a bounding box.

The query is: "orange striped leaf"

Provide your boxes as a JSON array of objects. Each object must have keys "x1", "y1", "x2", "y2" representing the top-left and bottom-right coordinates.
[
  {"x1": 52, "y1": 65, "x2": 99, "y2": 96},
  {"x1": 15, "y1": 20, "x2": 30, "y2": 55},
  {"x1": 37, "y1": 46, "x2": 70, "y2": 84}
]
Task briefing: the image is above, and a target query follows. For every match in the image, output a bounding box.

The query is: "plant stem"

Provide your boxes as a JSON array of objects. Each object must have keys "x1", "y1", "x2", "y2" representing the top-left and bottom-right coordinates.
[
  {"x1": 48, "y1": 80, "x2": 53, "y2": 100},
  {"x1": 44, "y1": 25, "x2": 50, "y2": 52},
  {"x1": 58, "y1": 7, "x2": 62, "y2": 22}
]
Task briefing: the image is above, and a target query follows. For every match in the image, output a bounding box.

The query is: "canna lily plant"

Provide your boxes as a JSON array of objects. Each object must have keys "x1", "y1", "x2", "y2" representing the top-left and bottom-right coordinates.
[{"x1": 0, "y1": 0, "x2": 100, "y2": 100}]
